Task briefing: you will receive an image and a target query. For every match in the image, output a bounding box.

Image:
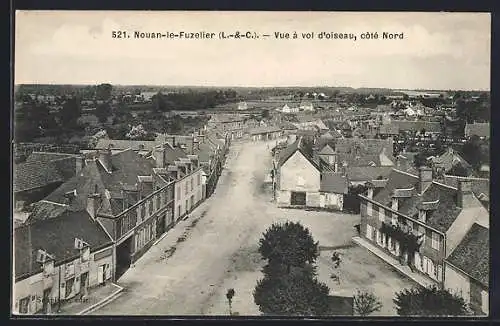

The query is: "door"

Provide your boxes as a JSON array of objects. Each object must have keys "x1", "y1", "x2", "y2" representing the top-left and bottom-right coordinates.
[
  {"x1": 42, "y1": 288, "x2": 52, "y2": 314},
  {"x1": 98, "y1": 265, "x2": 104, "y2": 284},
  {"x1": 290, "y1": 191, "x2": 307, "y2": 206},
  {"x1": 80, "y1": 272, "x2": 88, "y2": 294}
]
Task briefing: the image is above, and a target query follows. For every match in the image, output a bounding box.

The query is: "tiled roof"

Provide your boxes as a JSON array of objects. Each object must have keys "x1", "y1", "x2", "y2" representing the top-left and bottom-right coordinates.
[
  {"x1": 465, "y1": 122, "x2": 490, "y2": 138},
  {"x1": 95, "y1": 139, "x2": 158, "y2": 151},
  {"x1": 25, "y1": 152, "x2": 77, "y2": 163},
  {"x1": 391, "y1": 120, "x2": 442, "y2": 133},
  {"x1": 335, "y1": 138, "x2": 394, "y2": 158},
  {"x1": 443, "y1": 175, "x2": 489, "y2": 201},
  {"x1": 14, "y1": 161, "x2": 64, "y2": 193},
  {"x1": 372, "y1": 169, "x2": 463, "y2": 232},
  {"x1": 163, "y1": 142, "x2": 189, "y2": 165},
  {"x1": 320, "y1": 172, "x2": 348, "y2": 194},
  {"x1": 446, "y1": 223, "x2": 489, "y2": 287},
  {"x1": 346, "y1": 166, "x2": 393, "y2": 182},
  {"x1": 248, "y1": 125, "x2": 282, "y2": 135},
  {"x1": 15, "y1": 210, "x2": 113, "y2": 280},
  {"x1": 44, "y1": 149, "x2": 155, "y2": 216},
  {"x1": 430, "y1": 148, "x2": 471, "y2": 172},
  {"x1": 278, "y1": 137, "x2": 321, "y2": 171}
]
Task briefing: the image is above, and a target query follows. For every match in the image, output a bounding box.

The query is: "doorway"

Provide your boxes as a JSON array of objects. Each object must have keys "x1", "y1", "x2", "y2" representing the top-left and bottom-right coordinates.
[{"x1": 290, "y1": 191, "x2": 307, "y2": 206}]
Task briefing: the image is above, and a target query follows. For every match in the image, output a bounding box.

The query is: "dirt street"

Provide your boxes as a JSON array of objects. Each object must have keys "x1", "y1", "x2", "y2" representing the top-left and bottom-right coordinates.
[{"x1": 91, "y1": 140, "x2": 415, "y2": 316}]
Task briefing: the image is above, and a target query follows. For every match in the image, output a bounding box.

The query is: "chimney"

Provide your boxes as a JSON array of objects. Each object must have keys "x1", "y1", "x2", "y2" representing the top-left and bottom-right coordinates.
[
  {"x1": 366, "y1": 183, "x2": 374, "y2": 199},
  {"x1": 392, "y1": 197, "x2": 398, "y2": 211},
  {"x1": 418, "y1": 166, "x2": 433, "y2": 194},
  {"x1": 154, "y1": 145, "x2": 165, "y2": 168},
  {"x1": 86, "y1": 185, "x2": 101, "y2": 219},
  {"x1": 457, "y1": 179, "x2": 474, "y2": 209},
  {"x1": 98, "y1": 148, "x2": 112, "y2": 173},
  {"x1": 75, "y1": 156, "x2": 84, "y2": 175}
]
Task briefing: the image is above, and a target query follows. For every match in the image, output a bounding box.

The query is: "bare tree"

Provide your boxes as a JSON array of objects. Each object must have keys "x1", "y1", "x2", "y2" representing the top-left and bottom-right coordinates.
[{"x1": 226, "y1": 288, "x2": 235, "y2": 316}]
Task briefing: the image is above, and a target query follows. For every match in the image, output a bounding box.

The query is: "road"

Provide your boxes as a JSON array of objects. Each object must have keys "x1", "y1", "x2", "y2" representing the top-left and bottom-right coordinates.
[
  {"x1": 91, "y1": 140, "x2": 281, "y2": 315},
  {"x1": 90, "y1": 139, "x2": 416, "y2": 316}
]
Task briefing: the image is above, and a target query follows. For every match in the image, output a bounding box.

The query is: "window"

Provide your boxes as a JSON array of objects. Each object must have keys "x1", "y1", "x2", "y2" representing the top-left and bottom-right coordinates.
[
  {"x1": 157, "y1": 195, "x2": 161, "y2": 210},
  {"x1": 378, "y1": 208, "x2": 385, "y2": 222},
  {"x1": 431, "y1": 232, "x2": 440, "y2": 250},
  {"x1": 366, "y1": 224, "x2": 374, "y2": 241},
  {"x1": 367, "y1": 202, "x2": 372, "y2": 216},
  {"x1": 149, "y1": 200, "x2": 153, "y2": 215},
  {"x1": 191, "y1": 178, "x2": 194, "y2": 190},
  {"x1": 81, "y1": 248, "x2": 90, "y2": 262},
  {"x1": 297, "y1": 176, "x2": 305, "y2": 187},
  {"x1": 436, "y1": 264, "x2": 443, "y2": 282},
  {"x1": 66, "y1": 278, "x2": 74, "y2": 297},
  {"x1": 142, "y1": 205, "x2": 146, "y2": 218},
  {"x1": 376, "y1": 230, "x2": 381, "y2": 245},
  {"x1": 137, "y1": 207, "x2": 142, "y2": 223},
  {"x1": 185, "y1": 183, "x2": 188, "y2": 195},
  {"x1": 19, "y1": 297, "x2": 30, "y2": 313}
]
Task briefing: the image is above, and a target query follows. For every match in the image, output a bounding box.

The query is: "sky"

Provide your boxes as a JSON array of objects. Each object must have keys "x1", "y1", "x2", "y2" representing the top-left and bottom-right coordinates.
[{"x1": 15, "y1": 11, "x2": 491, "y2": 90}]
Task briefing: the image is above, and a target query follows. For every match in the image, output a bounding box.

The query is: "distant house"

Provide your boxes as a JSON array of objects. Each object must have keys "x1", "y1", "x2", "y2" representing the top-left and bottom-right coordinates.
[
  {"x1": 281, "y1": 104, "x2": 299, "y2": 113},
  {"x1": 237, "y1": 101, "x2": 248, "y2": 111},
  {"x1": 299, "y1": 101, "x2": 314, "y2": 112},
  {"x1": 464, "y1": 122, "x2": 490, "y2": 139},
  {"x1": 273, "y1": 137, "x2": 346, "y2": 210},
  {"x1": 444, "y1": 223, "x2": 489, "y2": 315},
  {"x1": 95, "y1": 139, "x2": 159, "y2": 156},
  {"x1": 358, "y1": 168, "x2": 489, "y2": 289},
  {"x1": 378, "y1": 123, "x2": 400, "y2": 138},
  {"x1": 429, "y1": 147, "x2": 473, "y2": 177},
  {"x1": 390, "y1": 120, "x2": 442, "y2": 135},
  {"x1": 247, "y1": 126, "x2": 284, "y2": 141}
]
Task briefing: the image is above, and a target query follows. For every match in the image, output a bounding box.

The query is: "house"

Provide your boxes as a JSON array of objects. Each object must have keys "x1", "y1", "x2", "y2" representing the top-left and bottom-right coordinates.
[
  {"x1": 300, "y1": 101, "x2": 314, "y2": 111},
  {"x1": 444, "y1": 223, "x2": 489, "y2": 315},
  {"x1": 378, "y1": 123, "x2": 400, "y2": 138},
  {"x1": 237, "y1": 101, "x2": 248, "y2": 111},
  {"x1": 443, "y1": 175, "x2": 489, "y2": 211},
  {"x1": 94, "y1": 139, "x2": 159, "y2": 156},
  {"x1": 429, "y1": 147, "x2": 473, "y2": 177},
  {"x1": 156, "y1": 143, "x2": 204, "y2": 221},
  {"x1": 274, "y1": 137, "x2": 348, "y2": 210},
  {"x1": 13, "y1": 209, "x2": 113, "y2": 314},
  {"x1": 358, "y1": 167, "x2": 489, "y2": 288},
  {"x1": 293, "y1": 119, "x2": 329, "y2": 132},
  {"x1": 319, "y1": 172, "x2": 349, "y2": 210},
  {"x1": 13, "y1": 152, "x2": 84, "y2": 212},
  {"x1": 247, "y1": 126, "x2": 284, "y2": 141},
  {"x1": 207, "y1": 115, "x2": 247, "y2": 139},
  {"x1": 464, "y1": 122, "x2": 490, "y2": 139},
  {"x1": 40, "y1": 148, "x2": 176, "y2": 279},
  {"x1": 390, "y1": 120, "x2": 442, "y2": 136},
  {"x1": 281, "y1": 104, "x2": 299, "y2": 113}
]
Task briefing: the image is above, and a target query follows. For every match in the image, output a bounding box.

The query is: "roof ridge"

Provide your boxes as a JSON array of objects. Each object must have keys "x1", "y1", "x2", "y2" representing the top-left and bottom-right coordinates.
[
  {"x1": 444, "y1": 175, "x2": 489, "y2": 181},
  {"x1": 391, "y1": 168, "x2": 418, "y2": 179}
]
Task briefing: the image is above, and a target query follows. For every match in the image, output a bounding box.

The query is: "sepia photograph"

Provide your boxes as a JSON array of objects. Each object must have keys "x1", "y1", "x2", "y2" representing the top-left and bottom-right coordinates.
[{"x1": 12, "y1": 11, "x2": 490, "y2": 317}]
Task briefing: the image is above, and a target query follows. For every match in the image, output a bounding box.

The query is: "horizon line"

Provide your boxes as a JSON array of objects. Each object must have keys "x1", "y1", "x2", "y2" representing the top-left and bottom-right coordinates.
[{"x1": 14, "y1": 83, "x2": 490, "y2": 92}]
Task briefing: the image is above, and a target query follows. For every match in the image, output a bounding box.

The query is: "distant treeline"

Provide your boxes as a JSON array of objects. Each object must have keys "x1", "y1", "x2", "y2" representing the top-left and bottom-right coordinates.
[{"x1": 153, "y1": 89, "x2": 239, "y2": 111}]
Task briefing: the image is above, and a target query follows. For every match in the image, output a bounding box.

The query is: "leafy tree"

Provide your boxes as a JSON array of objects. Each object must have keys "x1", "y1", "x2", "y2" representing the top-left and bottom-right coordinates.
[
  {"x1": 253, "y1": 270, "x2": 331, "y2": 316},
  {"x1": 95, "y1": 102, "x2": 112, "y2": 123},
  {"x1": 258, "y1": 221, "x2": 319, "y2": 271},
  {"x1": 460, "y1": 136, "x2": 482, "y2": 170},
  {"x1": 393, "y1": 285, "x2": 470, "y2": 316},
  {"x1": 96, "y1": 83, "x2": 113, "y2": 101},
  {"x1": 353, "y1": 289, "x2": 383, "y2": 316},
  {"x1": 59, "y1": 97, "x2": 82, "y2": 128}
]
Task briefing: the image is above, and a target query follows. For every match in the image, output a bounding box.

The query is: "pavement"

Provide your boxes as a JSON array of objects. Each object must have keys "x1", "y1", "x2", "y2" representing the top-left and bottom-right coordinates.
[
  {"x1": 352, "y1": 236, "x2": 437, "y2": 288},
  {"x1": 89, "y1": 140, "x2": 418, "y2": 316},
  {"x1": 53, "y1": 283, "x2": 123, "y2": 315}
]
